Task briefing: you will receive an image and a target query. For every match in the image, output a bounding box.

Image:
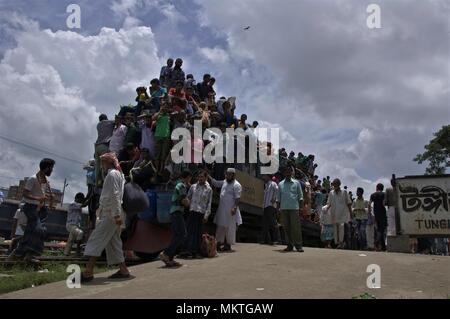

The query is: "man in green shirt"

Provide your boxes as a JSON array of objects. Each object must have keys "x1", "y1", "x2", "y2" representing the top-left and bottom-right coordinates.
[
  {"x1": 160, "y1": 170, "x2": 192, "y2": 267},
  {"x1": 277, "y1": 166, "x2": 304, "y2": 252},
  {"x1": 153, "y1": 105, "x2": 172, "y2": 174}
]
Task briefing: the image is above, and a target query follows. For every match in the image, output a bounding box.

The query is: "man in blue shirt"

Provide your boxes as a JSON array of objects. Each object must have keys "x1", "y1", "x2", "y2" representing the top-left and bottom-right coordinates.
[
  {"x1": 277, "y1": 166, "x2": 304, "y2": 252},
  {"x1": 160, "y1": 170, "x2": 192, "y2": 267}
]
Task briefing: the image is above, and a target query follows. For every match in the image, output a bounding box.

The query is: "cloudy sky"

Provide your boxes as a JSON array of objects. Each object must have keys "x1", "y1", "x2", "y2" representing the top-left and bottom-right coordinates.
[{"x1": 0, "y1": 0, "x2": 448, "y2": 200}]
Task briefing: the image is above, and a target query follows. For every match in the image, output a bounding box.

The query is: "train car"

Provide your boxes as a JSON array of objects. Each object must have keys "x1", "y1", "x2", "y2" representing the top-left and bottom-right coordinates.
[
  {"x1": 0, "y1": 199, "x2": 88, "y2": 241},
  {"x1": 0, "y1": 170, "x2": 321, "y2": 260},
  {"x1": 123, "y1": 169, "x2": 322, "y2": 260}
]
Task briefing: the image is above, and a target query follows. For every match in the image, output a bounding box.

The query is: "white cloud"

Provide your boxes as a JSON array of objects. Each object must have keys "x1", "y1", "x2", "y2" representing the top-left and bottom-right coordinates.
[
  {"x1": 111, "y1": 0, "x2": 140, "y2": 15},
  {"x1": 192, "y1": 0, "x2": 448, "y2": 190},
  {"x1": 198, "y1": 47, "x2": 230, "y2": 64},
  {"x1": 158, "y1": 3, "x2": 188, "y2": 24},
  {"x1": 0, "y1": 16, "x2": 162, "y2": 200},
  {"x1": 111, "y1": 0, "x2": 187, "y2": 27}
]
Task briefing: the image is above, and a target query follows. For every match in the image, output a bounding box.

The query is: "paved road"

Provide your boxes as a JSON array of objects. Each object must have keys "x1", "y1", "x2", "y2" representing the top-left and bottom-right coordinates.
[{"x1": 2, "y1": 244, "x2": 450, "y2": 299}]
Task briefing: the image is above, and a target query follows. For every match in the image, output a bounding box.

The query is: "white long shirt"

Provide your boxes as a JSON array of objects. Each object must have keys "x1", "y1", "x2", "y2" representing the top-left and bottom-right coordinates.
[
  {"x1": 211, "y1": 178, "x2": 242, "y2": 227},
  {"x1": 326, "y1": 189, "x2": 351, "y2": 224},
  {"x1": 263, "y1": 180, "x2": 278, "y2": 208},
  {"x1": 98, "y1": 169, "x2": 125, "y2": 225}
]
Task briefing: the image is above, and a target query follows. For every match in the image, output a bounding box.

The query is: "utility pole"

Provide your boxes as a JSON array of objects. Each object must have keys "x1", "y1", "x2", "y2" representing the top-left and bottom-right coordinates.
[{"x1": 61, "y1": 178, "x2": 69, "y2": 207}]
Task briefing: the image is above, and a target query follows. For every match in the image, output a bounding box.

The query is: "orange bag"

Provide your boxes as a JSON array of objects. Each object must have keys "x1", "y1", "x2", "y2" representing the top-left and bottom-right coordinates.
[{"x1": 201, "y1": 233, "x2": 217, "y2": 258}]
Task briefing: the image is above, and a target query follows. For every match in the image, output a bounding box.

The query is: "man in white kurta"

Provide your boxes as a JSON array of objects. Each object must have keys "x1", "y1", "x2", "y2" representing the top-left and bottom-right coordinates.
[
  {"x1": 210, "y1": 168, "x2": 242, "y2": 251},
  {"x1": 326, "y1": 178, "x2": 352, "y2": 248},
  {"x1": 385, "y1": 180, "x2": 397, "y2": 236},
  {"x1": 81, "y1": 153, "x2": 130, "y2": 282}
]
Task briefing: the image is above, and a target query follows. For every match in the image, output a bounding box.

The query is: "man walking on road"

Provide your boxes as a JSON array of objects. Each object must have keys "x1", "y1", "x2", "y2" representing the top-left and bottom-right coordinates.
[
  {"x1": 81, "y1": 153, "x2": 130, "y2": 282},
  {"x1": 8, "y1": 158, "x2": 55, "y2": 262},
  {"x1": 277, "y1": 166, "x2": 304, "y2": 252}
]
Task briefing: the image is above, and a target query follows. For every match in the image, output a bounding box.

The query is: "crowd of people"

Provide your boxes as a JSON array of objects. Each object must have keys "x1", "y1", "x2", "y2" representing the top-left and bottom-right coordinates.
[
  {"x1": 84, "y1": 57, "x2": 328, "y2": 272},
  {"x1": 268, "y1": 174, "x2": 449, "y2": 255},
  {"x1": 6, "y1": 58, "x2": 449, "y2": 276}
]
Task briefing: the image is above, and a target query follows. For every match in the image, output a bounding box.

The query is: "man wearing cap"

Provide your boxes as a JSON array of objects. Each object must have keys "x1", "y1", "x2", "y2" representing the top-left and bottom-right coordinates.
[
  {"x1": 209, "y1": 168, "x2": 242, "y2": 251},
  {"x1": 326, "y1": 178, "x2": 352, "y2": 248},
  {"x1": 81, "y1": 152, "x2": 130, "y2": 282},
  {"x1": 277, "y1": 166, "x2": 304, "y2": 252}
]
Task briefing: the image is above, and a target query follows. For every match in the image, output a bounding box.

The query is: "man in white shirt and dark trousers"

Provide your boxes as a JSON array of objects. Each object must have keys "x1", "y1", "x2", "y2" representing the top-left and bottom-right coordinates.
[
  {"x1": 81, "y1": 153, "x2": 130, "y2": 282},
  {"x1": 183, "y1": 170, "x2": 213, "y2": 258},
  {"x1": 261, "y1": 175, "x2": 279, "y2": 245},
  {"x1": 8, "y1": 158, "x2": 55, "y2": 262}
]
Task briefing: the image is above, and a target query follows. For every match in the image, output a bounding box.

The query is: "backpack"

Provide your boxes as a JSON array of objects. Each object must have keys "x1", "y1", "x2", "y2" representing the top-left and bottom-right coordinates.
[
  {"x1": 122, "y1": 182, "x2": 150, "y2": 217},
  {"x1": 200, "y1": 233, "x2": 217, "y2": 258}
]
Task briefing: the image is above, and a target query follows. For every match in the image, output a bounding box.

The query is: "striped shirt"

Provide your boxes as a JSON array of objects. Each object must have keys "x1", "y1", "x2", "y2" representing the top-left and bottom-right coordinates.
[
  {"x1": 263, "y1": 181, "x2": 278, "y2": 208},
  {"x1": 187, "y1": 182, "x2": 213, "y2": 218}
]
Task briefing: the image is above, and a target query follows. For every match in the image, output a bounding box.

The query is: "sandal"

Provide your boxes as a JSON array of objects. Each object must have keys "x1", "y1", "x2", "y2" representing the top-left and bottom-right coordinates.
[
  {"x1": 166, "y1": 260, "x2": 183, "y2": 268},
  {"x1": 159, "y1": 252, "x2": 172, "y2": 265},
  {"x1": 108, "y1": 271, "x2": 131, "y2": 279}
]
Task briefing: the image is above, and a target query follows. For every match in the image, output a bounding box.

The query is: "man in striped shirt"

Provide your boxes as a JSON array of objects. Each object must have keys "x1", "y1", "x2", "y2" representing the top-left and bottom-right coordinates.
[{"x1": 261, "y1": 175, "x2": 279, "y2": 245}]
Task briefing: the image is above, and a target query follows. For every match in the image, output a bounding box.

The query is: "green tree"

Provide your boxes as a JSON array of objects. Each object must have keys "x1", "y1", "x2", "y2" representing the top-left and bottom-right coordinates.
[{"x1": 414, "y1": 125, "x2": 450, "y2": 175}]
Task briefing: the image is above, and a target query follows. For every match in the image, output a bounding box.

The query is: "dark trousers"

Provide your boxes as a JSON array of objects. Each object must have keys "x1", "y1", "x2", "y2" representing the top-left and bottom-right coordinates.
[
  {"x1": 375, "y1": 220, "x2": 387, "y2": 251},
  {"x1": 164, "y1": 211, "x2": 187, "y2": 258},
  {"x1": 356, "y1": 219, "x2": 367, "y2": 249},
  {"x1": 281, "y1": 210, "x2": 303, "y2": 249},
  {"x1": 261, "y1": 206, "x2": 279, "y2": 244},
  {"x1": 184, "y1": 211, "x2": 204, "y2": 254},
  {"x1": 14, "y1": 203, "x2": 45, "y2": 257},
  {"x1": 8, "y1": 236, "x2": 22, "y2": 254}
]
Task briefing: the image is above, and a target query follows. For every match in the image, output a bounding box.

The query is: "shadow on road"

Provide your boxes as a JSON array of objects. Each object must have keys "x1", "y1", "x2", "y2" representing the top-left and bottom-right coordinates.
[{"x1": 82, "y1": 275, "x2": 136, "y2": 286}]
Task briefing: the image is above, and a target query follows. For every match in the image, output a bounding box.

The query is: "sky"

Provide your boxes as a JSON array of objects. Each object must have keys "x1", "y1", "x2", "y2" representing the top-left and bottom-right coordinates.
[{"x1": 0, "y1": 0, "x2": 448, "y2": 201}]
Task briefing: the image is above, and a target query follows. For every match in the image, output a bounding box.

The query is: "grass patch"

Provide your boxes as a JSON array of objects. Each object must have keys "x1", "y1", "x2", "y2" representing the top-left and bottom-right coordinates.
[
  {"x1": 352, "y1": 292, "x2": 377, "y2": 299},
  {"x1": 0, "y1": 263, "x2": 109, "y2": 295}
]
